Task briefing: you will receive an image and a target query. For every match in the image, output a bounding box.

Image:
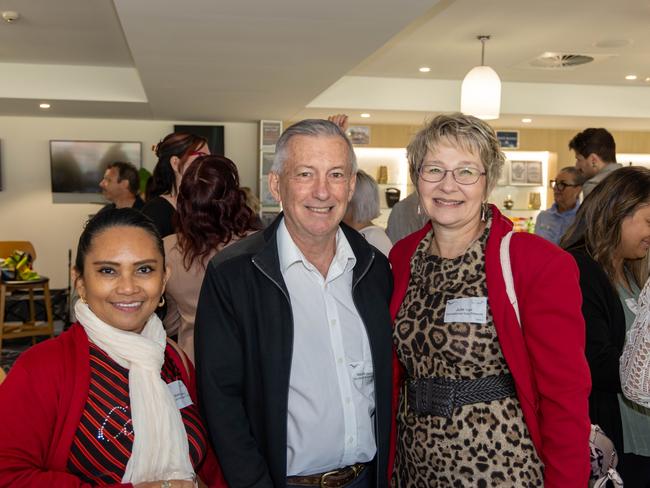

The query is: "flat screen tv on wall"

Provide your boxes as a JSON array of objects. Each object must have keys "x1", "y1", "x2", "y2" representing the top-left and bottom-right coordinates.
[{"x1": 50, "y1": 140, "x2": 142, "y2": 203}]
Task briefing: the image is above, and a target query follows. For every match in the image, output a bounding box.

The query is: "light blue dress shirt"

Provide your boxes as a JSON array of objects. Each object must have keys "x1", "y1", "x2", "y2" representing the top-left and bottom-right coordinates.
[{"x1": 534, "y1": 202, "x2": 580, "y2": 245}]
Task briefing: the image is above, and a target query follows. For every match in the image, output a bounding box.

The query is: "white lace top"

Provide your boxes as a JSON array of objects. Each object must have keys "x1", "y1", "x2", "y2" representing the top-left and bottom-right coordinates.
[{"x1": 620, "y1": 279, "x2": 650, "y2": 407}]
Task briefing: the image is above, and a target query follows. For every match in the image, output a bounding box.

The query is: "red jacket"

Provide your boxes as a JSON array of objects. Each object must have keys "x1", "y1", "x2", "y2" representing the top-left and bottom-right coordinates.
[
  {"x1": 0, "y1": 324, "x2": 225, "y2": 488},
  {"x1": 388, "y1": 205, "x2": 591, "y2": 487}
]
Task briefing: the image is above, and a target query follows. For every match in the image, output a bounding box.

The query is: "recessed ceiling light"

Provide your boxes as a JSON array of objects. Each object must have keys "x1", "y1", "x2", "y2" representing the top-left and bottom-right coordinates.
[
  {"x1": 419, "y1": 66, "x2": 431, "y2": 73},
  {"x1": 360, "y1": 113, "x2": 370, "y2": 118},
  {"x1": 521, "y1": 118, "x2": 532, "y2": 123},
  {"x1": 39, "y1": 103, "x2": 50, "y2": 109},
  {"x1": 625, "y1": 74, "x2": 637, "y2": 80}
]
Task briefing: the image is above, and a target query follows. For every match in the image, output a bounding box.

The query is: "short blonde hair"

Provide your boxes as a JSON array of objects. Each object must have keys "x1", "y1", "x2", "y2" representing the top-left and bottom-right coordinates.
[{"x1": 407, "y1": 113, "x2": 505, "y2": 195}]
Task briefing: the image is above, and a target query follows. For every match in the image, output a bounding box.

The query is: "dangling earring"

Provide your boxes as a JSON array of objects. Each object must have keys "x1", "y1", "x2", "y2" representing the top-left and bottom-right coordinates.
[
  {"x1": 80, "y1": 295, "x2": 87, "y2": 304},
  {"x1": 480, "y1": 202, "x2": 488, "y2": 222},
  {"x1": 158, "y1": 296, "x2": 166, "y2": 308},
  {"x1": 417, "y1": 203, "x2": 422, "y2": 216}
]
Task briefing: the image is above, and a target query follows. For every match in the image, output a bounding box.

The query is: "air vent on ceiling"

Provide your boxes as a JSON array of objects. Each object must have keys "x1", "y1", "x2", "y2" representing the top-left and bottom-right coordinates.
[{"x1": 530, "y1": 53, "x2": 594, "y2": 69}]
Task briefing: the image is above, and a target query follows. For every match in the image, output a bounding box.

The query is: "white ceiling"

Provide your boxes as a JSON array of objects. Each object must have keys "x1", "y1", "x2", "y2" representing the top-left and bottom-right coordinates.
[{"x1": 1, "y1": 0, "x2": 650, "y2": 129}]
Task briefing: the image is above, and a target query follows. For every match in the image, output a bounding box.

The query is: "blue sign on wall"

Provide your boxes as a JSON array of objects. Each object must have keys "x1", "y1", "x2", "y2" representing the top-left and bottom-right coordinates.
[{"x1": 496, "y1": 130, "x2": 519, "y2": 149}]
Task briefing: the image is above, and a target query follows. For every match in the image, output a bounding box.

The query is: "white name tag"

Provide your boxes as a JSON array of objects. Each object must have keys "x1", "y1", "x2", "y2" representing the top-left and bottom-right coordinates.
[
  {"x1": 444, "y1": 297, "x2": 488, "y2": 324},
  {"x1": 167, "y1": 380, "x2": 193, "y2": 409}
]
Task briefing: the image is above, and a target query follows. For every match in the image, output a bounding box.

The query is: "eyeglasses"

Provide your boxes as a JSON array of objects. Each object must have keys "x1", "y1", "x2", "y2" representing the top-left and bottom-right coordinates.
[
  {"x1": 418, "y1": 164, "x2": 486, "y2": 185},
  {"x1": 550, "y1": 180, "x2": 580, "y2": 191}
]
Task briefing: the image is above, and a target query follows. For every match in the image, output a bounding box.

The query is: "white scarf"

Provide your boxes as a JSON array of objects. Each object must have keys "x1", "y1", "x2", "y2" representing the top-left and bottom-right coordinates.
[{"x1": 75, "y1": 300, "x2": 194, "y2": 484}]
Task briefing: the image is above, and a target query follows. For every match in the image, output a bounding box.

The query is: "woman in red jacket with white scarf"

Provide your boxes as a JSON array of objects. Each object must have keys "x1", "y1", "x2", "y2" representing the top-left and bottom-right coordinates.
[
  {"x1": 388, "y1": 113, "x2": 591, "y2": 487},
  {"x1": 0, "y1": 209, "x2": 225, "y2": 488}
]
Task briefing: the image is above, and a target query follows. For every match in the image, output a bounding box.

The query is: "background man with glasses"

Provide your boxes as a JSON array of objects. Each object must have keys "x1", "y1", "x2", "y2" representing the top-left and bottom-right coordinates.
[{"x1": 534, "y1": 166, "x2": 582, "y2": 244}]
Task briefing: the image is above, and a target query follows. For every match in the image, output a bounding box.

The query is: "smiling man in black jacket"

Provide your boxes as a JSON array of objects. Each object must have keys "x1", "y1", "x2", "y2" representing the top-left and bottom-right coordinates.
[{"x1": 195, "y1": 119, "x2": 393, "y2": 488}]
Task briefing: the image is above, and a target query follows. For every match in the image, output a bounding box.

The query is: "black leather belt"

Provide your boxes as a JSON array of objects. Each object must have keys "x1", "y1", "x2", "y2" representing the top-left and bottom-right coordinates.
[{"x1": 404, "y1": 373, "x2": 516, "y2": 418}]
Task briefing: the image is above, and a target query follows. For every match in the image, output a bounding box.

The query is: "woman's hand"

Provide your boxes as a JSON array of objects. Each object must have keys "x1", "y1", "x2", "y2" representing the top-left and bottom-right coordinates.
[{"x1": 134, "y1": 480, "x2": 196, "y2": 488}]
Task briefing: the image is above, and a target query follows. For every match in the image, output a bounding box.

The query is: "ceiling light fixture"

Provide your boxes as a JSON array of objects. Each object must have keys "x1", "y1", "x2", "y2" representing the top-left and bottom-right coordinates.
[
  {"x1": 419, "y1": 66, "x2": 431, "y2": 73},
  {"x1": 39, "y1": 103, "x2": 50, "y2": 109},
  {"x1": 625, "y1": 74, "x2": 637, "y2": 80},
  {"x1": 461, "y1": 35, "x2": 501, "y2": 120},
  {"x1": 645, "y1": 77, "x2": 650, "y2": 83},
  {"x1": 521, "y1": 118, "x2": 532, "y2": 123},
  {"x1": 360, "y1": 113, "x2": 370, "y2": 118},
  {"x1": 1, "y1": 11, "x2": 19, "y2": 23}
]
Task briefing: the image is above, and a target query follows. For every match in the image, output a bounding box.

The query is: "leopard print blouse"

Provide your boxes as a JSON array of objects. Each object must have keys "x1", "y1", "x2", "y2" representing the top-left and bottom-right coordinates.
[{"x1": 392, "y1": 217, "x2": 543, "y2": 487}]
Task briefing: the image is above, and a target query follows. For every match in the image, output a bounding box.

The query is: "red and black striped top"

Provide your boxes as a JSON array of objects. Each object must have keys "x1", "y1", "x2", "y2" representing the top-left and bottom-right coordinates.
[{"x1": 67, "y1": 343, "x2": 208, "y2": 485}]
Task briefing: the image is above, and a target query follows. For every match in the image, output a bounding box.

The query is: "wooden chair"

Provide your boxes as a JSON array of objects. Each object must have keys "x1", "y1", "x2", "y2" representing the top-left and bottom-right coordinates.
[{"x1": 0, "y1": 241, "x2": 54, "y2": 351}]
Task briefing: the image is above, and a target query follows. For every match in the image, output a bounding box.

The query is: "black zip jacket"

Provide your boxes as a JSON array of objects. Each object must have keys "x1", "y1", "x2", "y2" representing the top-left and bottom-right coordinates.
[{"x1": 195, "y1": 214, "x2": 394, "y2": 488}]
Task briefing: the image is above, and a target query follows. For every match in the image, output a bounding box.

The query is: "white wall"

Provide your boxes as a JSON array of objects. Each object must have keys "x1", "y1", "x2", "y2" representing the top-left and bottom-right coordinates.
[{"x1": 0, "y1": 116, "x2": 258, "y2": 288}]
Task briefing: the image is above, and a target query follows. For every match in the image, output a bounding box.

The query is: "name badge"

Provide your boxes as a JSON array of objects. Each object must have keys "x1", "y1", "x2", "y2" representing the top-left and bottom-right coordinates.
[
  {"x1": 444, "y1": 297, "x2": 488, "y2": 324},
  {"x1": 349, "y1": 361, "x2": 374, "y2": 389},
  {"x1": 167, "y1": 380, "x2": 193, "y2": 409}
]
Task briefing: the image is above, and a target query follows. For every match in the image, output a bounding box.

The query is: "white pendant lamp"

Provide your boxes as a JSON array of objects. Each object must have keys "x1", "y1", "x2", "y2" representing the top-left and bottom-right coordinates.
[{"x1": 461, "y1": 35, "x2": 501, "y2": 120}]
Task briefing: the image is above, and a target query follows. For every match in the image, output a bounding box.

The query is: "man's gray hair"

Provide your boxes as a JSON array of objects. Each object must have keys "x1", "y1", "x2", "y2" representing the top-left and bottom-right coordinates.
[
  {"x1": 347, "y1": 170, "x2": 380, "y2": 224},
  {"x1": 559, "y1": 166, "x2": 581, "y2": 178},
  {"x1": 271, "y1": 119, "x2": 357, "y2": 174}
]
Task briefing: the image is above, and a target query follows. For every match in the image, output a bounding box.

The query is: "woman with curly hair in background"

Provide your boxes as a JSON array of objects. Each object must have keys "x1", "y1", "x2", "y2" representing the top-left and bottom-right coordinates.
[{"x1": 163, "y1": 155, "x2": 260, "y2": 362}]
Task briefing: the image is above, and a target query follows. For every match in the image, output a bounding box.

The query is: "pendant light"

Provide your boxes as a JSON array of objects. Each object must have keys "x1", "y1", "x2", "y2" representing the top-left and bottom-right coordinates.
[{"x1": 460, "y1": 35, "x2": 501, "y2": 120}]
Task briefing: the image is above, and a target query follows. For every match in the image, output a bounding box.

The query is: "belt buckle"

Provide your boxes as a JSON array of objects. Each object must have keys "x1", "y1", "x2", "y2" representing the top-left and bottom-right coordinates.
[{"x1": 319, "y1": 469, "x2": 340, "y2": 487}]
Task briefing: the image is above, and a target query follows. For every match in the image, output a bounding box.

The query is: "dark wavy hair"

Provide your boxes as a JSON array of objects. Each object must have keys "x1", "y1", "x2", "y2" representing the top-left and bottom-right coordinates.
[
  {"x1": 561, "y1": 166, "x2": 650, "y2": 288},
  {"x1": 174, "y1": 155, "x2": 259, "y2": 270},
  {"x1": 147, "y1": 132, "x2": 208, "y2": 199},
  {"x1": 568, "y1": 128, "x2": 617, "y2": 163},
  {"x1": 76, "y1": 208, "x2": 164, "y2": 276}
]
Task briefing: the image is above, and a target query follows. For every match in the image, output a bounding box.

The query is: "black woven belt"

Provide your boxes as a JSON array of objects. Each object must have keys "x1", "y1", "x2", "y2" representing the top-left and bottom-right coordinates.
[{"x1": 404, "y1": 373, "x2": 516, "y2": 418}]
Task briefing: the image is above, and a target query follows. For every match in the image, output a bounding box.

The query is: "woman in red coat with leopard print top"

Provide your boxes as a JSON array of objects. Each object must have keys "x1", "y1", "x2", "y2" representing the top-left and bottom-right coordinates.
[{"x1": 388, "y1": 113, "x2": 591, "y2": 488}]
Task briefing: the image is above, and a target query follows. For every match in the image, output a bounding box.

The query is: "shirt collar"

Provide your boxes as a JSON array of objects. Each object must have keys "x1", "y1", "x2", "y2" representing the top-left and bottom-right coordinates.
[
  {"x1": 277, "y1": 217, "x2": 356, "y2": 275},
  {"x1": 550, "y1": 201, "x2": 580, "y2": 215}
]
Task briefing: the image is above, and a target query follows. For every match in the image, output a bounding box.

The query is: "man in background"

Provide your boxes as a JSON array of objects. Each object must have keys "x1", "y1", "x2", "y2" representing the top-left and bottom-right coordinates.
[
  {"x1": 386, "y1": 191, "x2": 428, "y2": 243},
  {"x1": 98, "y1": 161, "x2": 144, "y2": 212},
  {"x1": 569, "y1": 128, "x2": 621, "y2": 197},
  {"x1": 534, "y1": 166, "x2": 582, "y2": 244}
]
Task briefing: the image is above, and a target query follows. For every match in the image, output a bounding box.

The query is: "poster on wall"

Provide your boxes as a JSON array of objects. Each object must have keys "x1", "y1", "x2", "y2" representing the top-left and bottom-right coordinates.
[
  {"x1": 346, "y1": 126, "x2": 371, "y2": 145},
  {"x1": 260, "y1": 178, "x2": 279, "y2": 207},
  {"x1": 496, "y1": 130, "x2": 519, "y2": 149},
  {"x1": 526, "y1": 161, "x2": 543, "y2": 185},
  {"x1": 260, "y1": 120, "x2": 282, "y2": 147},
  {"x1": 261, "y1": 151, "x2": 275, "y2": 174},
  {"x1": 508, "y1": 160, "x2": 543, "y2": 186}
]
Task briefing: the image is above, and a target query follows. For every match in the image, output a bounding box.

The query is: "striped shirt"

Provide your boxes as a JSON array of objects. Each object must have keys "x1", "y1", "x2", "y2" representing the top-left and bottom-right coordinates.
[{"x1": 67, "y1": 343, "x2": 207, "y2": 484}]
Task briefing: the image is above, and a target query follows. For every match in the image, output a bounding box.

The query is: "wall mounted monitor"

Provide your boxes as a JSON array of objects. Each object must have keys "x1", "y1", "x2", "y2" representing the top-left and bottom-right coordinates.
[{"x1": 50, "y1": 140, "x2": 141, "y2": 204}]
